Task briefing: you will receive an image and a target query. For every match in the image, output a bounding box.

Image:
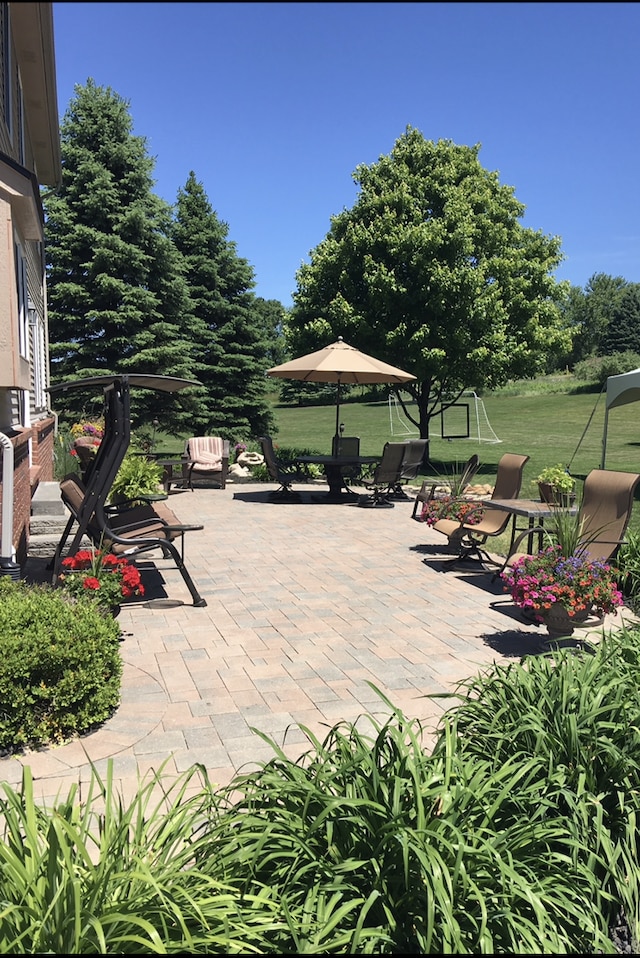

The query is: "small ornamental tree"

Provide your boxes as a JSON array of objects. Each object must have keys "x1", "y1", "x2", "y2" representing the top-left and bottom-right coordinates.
[{"x1": 287, "y1": 128, "x2": 570, "y2": 454}]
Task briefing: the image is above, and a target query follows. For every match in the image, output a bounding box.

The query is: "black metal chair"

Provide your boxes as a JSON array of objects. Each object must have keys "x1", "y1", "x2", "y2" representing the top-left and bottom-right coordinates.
[
  {"x1": 388, "y1": 439, "x2": 428, "y2": 501},
  {"x1": 331, "y1": 435, "x2": 362, "y2": 488},
  {"x1": 259, "y1": 436, "x2": 303, "y2": 499},
  {"x1": 357, "y1": 442, "x2": 408, "y2": 508}
]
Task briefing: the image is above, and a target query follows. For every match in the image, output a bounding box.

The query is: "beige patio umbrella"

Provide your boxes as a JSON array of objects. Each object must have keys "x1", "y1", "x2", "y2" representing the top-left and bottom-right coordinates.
[{"x1": 266, "y1": 337, "x2": 417, "y2": 439}]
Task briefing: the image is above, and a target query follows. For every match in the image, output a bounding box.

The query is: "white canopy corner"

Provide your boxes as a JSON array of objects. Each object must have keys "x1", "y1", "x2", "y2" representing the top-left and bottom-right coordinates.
[{"x1": 602, "y1": 367, "x2": 640, "y2": 467}]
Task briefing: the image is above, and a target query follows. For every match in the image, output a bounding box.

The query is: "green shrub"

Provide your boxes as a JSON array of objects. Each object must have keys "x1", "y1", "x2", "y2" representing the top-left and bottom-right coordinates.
[
  {"x1": 617, "y1": 528, "x2": 640, "y2": 610},
  {"x1": 573, "y1": 351, "x2": 640, "y2": 387},
  {"x1": 0, "y1": 579, "x2": 122, "y2": 751},
  {"x1": 108, "y1": 454, "x2": 163, "y2": 504}
]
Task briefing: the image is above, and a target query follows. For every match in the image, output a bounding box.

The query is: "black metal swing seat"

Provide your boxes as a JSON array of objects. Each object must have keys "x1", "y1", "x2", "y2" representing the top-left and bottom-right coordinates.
[{"x1": 48, "y1": 374, "x2": 207, "y2": 608}]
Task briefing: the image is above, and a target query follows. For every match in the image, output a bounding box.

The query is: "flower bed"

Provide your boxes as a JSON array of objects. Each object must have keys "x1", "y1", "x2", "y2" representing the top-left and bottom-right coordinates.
[{"x1": 58, "y1": 548, "x2": 144, "y2": 609}]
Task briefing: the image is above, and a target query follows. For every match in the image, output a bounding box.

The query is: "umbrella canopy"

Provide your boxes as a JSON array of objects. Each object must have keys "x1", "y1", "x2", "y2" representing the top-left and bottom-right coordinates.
[{"x1": 267, "y1": 337, "x2": 416, "y2": 438}]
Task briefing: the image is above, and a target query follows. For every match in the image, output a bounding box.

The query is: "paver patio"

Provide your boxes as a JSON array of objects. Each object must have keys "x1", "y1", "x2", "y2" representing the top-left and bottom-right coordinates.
[{"x1": 3, "y1": 479, "x2": 634, "y2": 807}]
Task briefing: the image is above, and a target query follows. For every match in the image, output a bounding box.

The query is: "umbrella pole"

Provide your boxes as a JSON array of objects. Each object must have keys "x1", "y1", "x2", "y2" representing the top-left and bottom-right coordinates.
[{"x1": 335, "y1": 379, "x2": 341, "y2": 438}]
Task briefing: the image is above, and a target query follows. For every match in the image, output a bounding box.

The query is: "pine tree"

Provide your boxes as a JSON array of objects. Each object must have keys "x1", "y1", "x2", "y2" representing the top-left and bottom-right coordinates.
[
  {"x1": 600, "y1": 284, "x2": 640, "y2": 356},
  {"x1": 171, "y1": 172, "x2": 274, "y2": 438},
  {"x1": 43, "y1": 79, "x2": 198, "y2": 430}
]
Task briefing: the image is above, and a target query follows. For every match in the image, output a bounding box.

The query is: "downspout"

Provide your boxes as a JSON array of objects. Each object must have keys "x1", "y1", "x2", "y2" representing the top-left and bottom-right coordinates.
[{"x1": 0, "y1": 430, "x2": 21, "y2": 579}]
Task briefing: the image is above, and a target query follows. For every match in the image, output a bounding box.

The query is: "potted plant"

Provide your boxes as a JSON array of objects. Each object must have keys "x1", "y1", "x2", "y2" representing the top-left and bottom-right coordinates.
[
  {"x1": 419, "y1": 496, "x2": 484, "y2": 527},
  {"x1": 532, "y1": 464, "x2": 575, "y2": 507},
  {"x1": 501, "y1": 543, "x2": 623, "y2": 640},
  {"x1": 108, "y1": 454, "x2": 164, "y2": 505},
  {"x1": 57, "y1": 547, "x2": 145, "y2": 613}
]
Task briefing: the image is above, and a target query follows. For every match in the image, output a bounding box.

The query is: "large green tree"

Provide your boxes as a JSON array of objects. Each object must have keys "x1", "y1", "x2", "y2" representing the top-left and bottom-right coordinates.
[
  {"x1": 171, "y1": 172, "x2": 274, "y2": 439},
  {"x1": 287, "y1": 128, "x2": 570, "y2": 445},
  {"x1": 600, "y1": 283, "x2": 640, "y2": 356},
  {"x1": 561, "y1": 272, "x2": 629, "y2": 365},
  {"x1": 43, "y1": 79, "x2": 198, "y2": 430}
]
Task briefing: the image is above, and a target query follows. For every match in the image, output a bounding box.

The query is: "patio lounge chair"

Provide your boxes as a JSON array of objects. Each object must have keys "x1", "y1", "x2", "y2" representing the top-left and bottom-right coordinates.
[
  {"x1": 498, "y1": 468, "x2": 640, "y2": 577},
  {"x1": 357, "y1": 441, "x2": 408, "y2": 508},
  {"x1": 259, "y1": 436, "x2": 303, "y2": 499},
  {"x1": 433, "y1": 452, "x2": 529, "y2": 569},
  {"x1": 183, "y1": 436, "x2": 229, "y2": 490}
]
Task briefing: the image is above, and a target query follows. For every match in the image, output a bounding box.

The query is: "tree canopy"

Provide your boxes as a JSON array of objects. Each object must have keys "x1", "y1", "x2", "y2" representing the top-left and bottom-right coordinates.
[{"x1": 287, "y1": 128, "x2": 570, "y2": 440}]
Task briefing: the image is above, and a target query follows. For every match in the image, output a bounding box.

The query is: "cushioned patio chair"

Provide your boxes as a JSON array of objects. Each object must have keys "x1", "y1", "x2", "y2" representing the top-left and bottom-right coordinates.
[
  {"x1": 433, "y1": 452, "x2": 529, "y2": 569},
  {"x1": 259, "y1": 436, "x2": 304, "y2": 499},
  {"x1": 182, "y1": 436, "x2": 230, "y2": 490},
  {"x1": 498, "y1": 468, "x2": 640, "y2": 578},
  {"x1": 357, "y1": 441, "x2": 408, "y2": 508}
]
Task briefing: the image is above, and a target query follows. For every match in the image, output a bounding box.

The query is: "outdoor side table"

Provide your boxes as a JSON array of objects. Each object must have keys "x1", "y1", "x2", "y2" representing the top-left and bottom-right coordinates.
[{"x1": 488, "y1": 497, "x2": 579, "y2": 569}]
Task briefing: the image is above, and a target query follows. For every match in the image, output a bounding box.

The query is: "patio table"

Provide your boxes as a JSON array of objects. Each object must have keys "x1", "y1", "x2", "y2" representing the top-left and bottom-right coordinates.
[
  {"x1": 488, "y1": 497, "x2": 579, "y2": 569},
  {"x1": 296, "y1": 454, "x2": 380, "y2": 502}
]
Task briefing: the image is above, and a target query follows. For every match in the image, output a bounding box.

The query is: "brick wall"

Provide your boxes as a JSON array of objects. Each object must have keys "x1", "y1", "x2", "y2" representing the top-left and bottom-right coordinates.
[{"x1": 0, "y1": 415, "x2": 55, "y2": 565}]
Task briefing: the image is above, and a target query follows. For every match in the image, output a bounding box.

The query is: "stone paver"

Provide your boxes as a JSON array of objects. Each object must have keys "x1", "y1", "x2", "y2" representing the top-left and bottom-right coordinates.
[{"x1": 5, "y1": 480, "x2": 634, "y2": 807}]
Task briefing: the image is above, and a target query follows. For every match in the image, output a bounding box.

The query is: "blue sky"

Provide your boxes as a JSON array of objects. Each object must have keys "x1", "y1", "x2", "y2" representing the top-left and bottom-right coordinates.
[{"x1": 51, "y1": 1, "x2": 640, "y2": 307}]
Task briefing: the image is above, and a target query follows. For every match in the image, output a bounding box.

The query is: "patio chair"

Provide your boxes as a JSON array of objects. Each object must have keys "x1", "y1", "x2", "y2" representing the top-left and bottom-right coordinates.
[
  {"x1": 499, "y1": 468, "x2": 640, "y2": 577},
  {"x1": 411, "y1": 453, "x2": 480, "y2": 520},
  {"x1": 259, "y1": 436, "x2": 304, "y2": 499},
  {"x1": 331, "y1": 435, "x2": 363, "y2": 487},
  {"x1": 183, "y1": 436, "x2": 229, "y2": 490},
  {"x1": 434, "y1": 452, "x2": 529, "y2": 569},
  {"x1": 389, "y1": 438, "x2": 428, "y2": 501},
  {"x1": 357, "y1": 441, "x2": 408, "y2": 508},
  {"x1": 55, "y1": 474, "x2": 207, "y2": 606}
]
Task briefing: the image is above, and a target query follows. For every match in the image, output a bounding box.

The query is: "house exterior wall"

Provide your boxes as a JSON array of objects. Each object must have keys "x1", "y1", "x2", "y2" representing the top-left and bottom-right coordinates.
[{"x1": 0, "y1": 2, "x2": 60, "y2": 567}]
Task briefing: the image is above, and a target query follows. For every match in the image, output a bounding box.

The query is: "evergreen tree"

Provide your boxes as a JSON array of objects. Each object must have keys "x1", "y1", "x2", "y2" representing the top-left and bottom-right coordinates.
[
  {"x1": 43, "y1": 79, "x2": 198, "y2": 430},
  {"x1": 171, "y1": 172, "x2": 274, "y2": 439},
  {"x1": 557, "y1": 273, "x2": 631, "y2": 368},
  {"x1": 600, "y1": 284, "x2": 640, "y2": 355}
]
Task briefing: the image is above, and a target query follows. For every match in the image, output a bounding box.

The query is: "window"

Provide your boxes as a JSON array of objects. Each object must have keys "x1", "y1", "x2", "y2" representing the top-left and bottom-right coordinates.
[
  {"x1": 30, "y1": 299, "x2": 47, "y2": 410},
  {"x1": 0, "y1": 3, "x2": 10, "y2": 134},
  {"x1": 14, "y1": 238, "x2": 27, "y2": 359}
]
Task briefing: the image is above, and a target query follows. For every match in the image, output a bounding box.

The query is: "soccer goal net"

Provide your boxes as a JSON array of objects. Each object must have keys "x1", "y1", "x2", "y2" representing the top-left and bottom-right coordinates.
[{"x1": 389, "y1": 390, "x2": 501, "y2": 444}]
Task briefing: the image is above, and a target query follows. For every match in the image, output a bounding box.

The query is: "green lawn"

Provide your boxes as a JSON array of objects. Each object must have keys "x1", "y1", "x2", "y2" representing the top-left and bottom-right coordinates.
[{"x1": 269, "y1": 380, "x2": 640, "y2": 538}]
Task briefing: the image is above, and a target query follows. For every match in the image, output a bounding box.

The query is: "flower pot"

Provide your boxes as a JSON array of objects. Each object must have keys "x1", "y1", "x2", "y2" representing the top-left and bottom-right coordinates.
[
  {"x1": 541, "y1": 603, "x2": 593, "y2": 640},
  {"x1": 538, "y1": 482, "x2": 575, "y2": 508},
  {"x1": 542, "y1": 603, "x2": 576, "y2": 640}
]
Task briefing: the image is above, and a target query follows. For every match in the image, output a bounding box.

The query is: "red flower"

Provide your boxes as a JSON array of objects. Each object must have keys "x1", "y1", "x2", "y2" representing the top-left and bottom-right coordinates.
[{"x1": 82, "y1": 576, "x2": 101, "y2": 591}]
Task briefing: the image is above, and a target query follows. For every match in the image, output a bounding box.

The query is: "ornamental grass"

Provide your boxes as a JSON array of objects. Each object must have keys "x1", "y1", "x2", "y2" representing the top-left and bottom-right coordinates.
[{"x1": 2, "y1": 629, "x2": 640, "y2": 952}]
